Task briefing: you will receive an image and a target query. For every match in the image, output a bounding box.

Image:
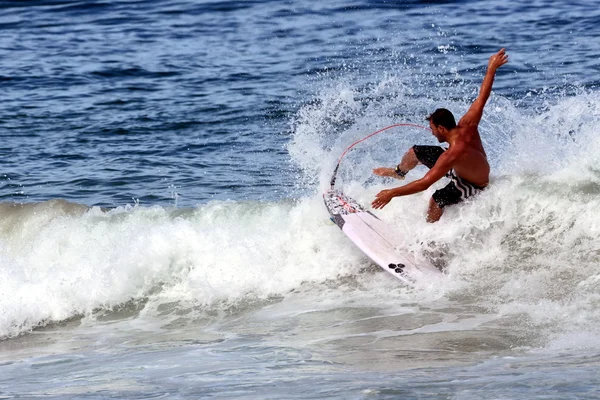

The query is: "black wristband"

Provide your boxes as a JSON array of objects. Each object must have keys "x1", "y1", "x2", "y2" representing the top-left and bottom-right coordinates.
[{"x1": 394, "y1": 165, "x2": 407, "y2": 177}]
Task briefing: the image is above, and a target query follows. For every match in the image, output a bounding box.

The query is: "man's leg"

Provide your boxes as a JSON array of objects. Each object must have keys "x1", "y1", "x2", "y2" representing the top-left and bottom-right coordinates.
[
  {"x1": 411, "y1": 145, "x2": 446, "y2": 170},
  {"x1": 429, "y1": 180, "x2": 466, "y2": 223},
  {"x1": 375, "y1": 146, "x2": 443, "y2": 178},
  {"x1": 408, "y1": 146, "x2": 447, "y2": 222},
  {"x1": 426, "y1": 197, "x2": 443, "y2": 223},
  {"x1": 397, "y1": 147, "x2": 419, "y2": 173}
]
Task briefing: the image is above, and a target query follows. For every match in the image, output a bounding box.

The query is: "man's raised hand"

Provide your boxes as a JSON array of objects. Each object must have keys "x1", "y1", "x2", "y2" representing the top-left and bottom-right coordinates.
[{"x1": 488, "y1": 48, "x2": 509, "y2": 71}]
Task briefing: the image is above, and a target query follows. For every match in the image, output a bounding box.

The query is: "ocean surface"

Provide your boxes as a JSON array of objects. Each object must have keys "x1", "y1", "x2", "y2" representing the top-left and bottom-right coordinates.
[{"x1": 1, "y1": 0, "x2": 600, "y2": 398}]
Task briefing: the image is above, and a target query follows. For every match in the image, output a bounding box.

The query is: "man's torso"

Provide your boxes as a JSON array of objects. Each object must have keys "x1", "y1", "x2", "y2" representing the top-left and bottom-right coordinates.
[{"x1": 449, "y1": 125, "x2": 490, "y2": 187}]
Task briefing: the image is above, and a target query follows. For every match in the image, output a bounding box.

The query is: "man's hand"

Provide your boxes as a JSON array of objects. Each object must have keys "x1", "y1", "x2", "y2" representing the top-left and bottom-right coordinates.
[
  {"x1": 373, "y1": 167, "x2": 405, "y2": 180},
  {"x1": 488, "y1": 48, "x2": 509, "y2": 71},
  {"x1": 371, "y1": 189, "x2": 396, "y2": 209}
]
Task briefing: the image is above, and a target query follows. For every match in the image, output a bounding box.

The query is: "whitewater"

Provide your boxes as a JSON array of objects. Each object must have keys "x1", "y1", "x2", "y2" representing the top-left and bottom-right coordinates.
[{"x1": 3, "y1": 90, "x2": 600, "y2": 355}]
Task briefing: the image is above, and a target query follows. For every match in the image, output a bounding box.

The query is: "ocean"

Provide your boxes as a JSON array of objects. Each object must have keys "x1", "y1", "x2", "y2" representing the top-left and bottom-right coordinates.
[{"x1": 1, "y1": 0, "x2": 600, "y2": 398}]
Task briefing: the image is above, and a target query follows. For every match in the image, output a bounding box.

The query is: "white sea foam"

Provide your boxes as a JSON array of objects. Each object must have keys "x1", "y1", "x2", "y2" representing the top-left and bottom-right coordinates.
[
  {"x1": 287, "y1": 80, "x2": 600, "y2": 347},
  {"x1": 2, "y1": 81, "x2": 600, "y2": 347},
  {"x1": 0, "y1": 196, "x2": 377, "y2": 338}
]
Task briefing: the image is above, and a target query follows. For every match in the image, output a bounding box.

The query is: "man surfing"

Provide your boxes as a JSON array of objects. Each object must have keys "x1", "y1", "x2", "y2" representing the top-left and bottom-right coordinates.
[{"x1": 371, "y1": 48, "x2": 509, "y2": 222}]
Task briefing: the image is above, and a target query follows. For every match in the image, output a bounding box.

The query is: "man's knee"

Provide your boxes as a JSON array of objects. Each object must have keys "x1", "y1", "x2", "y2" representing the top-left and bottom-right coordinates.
[
  {"x1": 404, "y1": 146, "x2": 420, "y2": 164},
  {"x1": 412, "y1": 145, "x2": 445, "y2": 169}
]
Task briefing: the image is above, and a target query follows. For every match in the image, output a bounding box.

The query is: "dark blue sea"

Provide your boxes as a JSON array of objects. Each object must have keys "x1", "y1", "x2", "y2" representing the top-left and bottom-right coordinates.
[{"x1": 1, "y1": 1, "x2": 600, "y2": 398}]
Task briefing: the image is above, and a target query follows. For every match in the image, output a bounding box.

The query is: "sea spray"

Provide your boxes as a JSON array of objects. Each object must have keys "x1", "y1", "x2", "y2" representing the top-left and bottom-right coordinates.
[{"x1": 287, "y1": 77, "x2": 600, "y2": 347}]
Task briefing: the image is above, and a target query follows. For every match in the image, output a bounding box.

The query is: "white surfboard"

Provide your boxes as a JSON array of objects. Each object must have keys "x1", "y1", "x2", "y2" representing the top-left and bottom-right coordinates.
[{"x1": 324, "y1": 189, "x2": 442, "y2": 285}]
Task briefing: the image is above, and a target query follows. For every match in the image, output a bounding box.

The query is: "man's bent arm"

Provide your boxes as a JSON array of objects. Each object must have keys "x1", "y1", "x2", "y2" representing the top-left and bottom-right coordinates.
[
  {"x1": 371, "y1": 150, "x2": 456, "y2": 209},
  {"x1": 387, "y1": 166, "x2": 449, "y2": 197},
  {"x1": 460, "y1": 48, "x2": 508, "y2": 126}
]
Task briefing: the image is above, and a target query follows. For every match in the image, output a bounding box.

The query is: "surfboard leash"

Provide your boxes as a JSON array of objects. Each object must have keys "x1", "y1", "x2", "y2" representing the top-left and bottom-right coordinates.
[{"x1": 329, "y1": 123, "x2": 431, "y2": 190}]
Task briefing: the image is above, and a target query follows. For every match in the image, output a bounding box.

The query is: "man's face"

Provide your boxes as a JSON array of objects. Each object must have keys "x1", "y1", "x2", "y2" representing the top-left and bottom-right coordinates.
[{"x1": 429, "y1": 121, "x2": 446, "y2": 143}]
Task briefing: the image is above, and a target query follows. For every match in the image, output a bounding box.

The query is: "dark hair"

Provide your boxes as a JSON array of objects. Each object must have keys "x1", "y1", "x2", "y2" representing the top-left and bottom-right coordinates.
[{"x1": 427, "y1": 108, "x2": 456, "y2": 130}]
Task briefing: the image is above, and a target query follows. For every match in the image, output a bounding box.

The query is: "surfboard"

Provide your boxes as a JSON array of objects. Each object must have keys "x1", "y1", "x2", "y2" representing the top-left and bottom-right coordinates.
[{"x1": 323, "y1": 189, "x2": 442, "y2": 285}]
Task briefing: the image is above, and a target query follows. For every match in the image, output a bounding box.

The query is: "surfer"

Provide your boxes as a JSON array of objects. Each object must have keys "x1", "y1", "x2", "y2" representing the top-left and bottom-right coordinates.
[{"x1": 371, "y1": 48, "x2": 508, "y2": 222}]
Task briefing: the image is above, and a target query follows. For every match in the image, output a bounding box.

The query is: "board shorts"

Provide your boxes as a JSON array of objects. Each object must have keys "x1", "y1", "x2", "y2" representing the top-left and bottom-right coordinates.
[{"x1": 412, "y1": 145, "x2": 486, "y2": 209}]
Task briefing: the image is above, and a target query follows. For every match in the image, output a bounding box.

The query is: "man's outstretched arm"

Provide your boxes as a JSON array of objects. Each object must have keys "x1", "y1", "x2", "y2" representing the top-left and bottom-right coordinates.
[
  {"x1": 460, "y1": 48, "x2": 509, "y2": 126},
  {"x1": 371, "y1": 148, "x2": 458, "y2": 209}
]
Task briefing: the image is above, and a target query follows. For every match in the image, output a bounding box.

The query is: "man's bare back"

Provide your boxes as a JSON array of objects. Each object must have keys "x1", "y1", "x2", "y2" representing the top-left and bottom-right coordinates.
[{"x1": 371, "y1": 48, "x2": 508, "y2": 222}]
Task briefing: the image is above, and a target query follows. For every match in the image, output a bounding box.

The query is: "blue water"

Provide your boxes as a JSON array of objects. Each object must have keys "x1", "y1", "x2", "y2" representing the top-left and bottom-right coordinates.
[{"x1": 1, "y1": 0, "x2": 600, "y2": 398}]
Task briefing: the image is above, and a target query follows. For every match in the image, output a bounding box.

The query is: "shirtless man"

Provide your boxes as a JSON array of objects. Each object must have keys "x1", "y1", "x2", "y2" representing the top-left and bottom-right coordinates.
[{"x1": 371, "y1": 48, "x2": 508, "y2": 222}]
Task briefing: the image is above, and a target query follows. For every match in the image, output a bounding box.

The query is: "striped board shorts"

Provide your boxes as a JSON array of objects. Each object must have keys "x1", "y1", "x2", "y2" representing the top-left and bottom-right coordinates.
[{"x1": 412, "y1": 145, "x2": 486, "y2": 208}]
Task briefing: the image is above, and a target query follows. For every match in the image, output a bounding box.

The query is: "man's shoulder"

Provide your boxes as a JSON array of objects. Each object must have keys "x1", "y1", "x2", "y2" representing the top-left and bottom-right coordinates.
[
  {"x1": 456, "y1": 120, "x2": 479, "y2": 131},
  {"x1": 455, "y1": 124, "x2": 480, "y2": 142},
  {"x1": 447, "y1": 140, "x2": 468, "y2": 152}
]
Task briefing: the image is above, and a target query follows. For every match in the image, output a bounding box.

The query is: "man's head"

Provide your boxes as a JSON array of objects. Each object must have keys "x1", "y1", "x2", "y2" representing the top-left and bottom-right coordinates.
[{"x1": 427, "y1": 108, "x2": 456, "y2": 142}]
